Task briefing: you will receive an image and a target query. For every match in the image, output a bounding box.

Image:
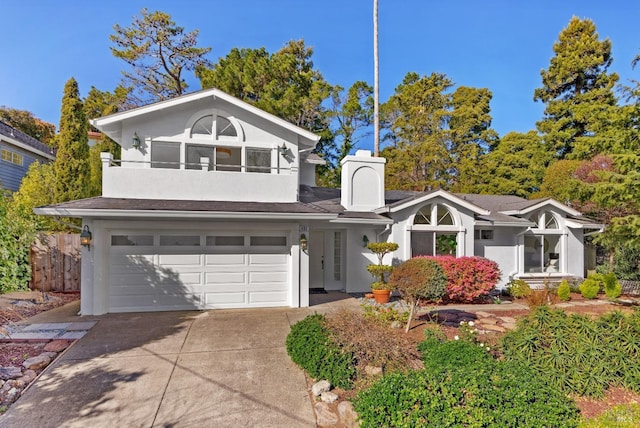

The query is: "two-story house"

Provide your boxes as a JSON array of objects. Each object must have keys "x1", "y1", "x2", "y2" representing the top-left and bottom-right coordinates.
[
  {"x1": 0, "y1": 121, "x2": 55, "y2": 192},
  {"x1": 35, "y1": 88, "x2": 602, "y2": 315}
]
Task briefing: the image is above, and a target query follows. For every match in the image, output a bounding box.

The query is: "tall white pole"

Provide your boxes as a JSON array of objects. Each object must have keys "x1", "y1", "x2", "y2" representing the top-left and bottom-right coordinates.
[{"x1": 373, "y1": 0, "x2": 380, "y2": 157}]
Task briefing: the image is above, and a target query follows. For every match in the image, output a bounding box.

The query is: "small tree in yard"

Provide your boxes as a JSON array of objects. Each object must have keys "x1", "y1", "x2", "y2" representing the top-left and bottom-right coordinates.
[
  {"x1": 389, "y1": 258, "x2": 447, "y2": 333},
  {"x1": 366, "y1": 242, "x2": 399, "y2": 290}
]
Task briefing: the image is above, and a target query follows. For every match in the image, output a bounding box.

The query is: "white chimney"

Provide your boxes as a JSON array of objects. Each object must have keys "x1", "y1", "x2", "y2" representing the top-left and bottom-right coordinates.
[{"x1": 340, "y1": 150, "x2": 386, "y2": 211}]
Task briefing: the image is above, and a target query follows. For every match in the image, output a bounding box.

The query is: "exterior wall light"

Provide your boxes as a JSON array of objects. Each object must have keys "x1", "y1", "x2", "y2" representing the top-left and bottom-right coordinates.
[
  {"x1": 132, "y1": 133, "x2": 142, "y2": 150},
  {"x1": 279, "y1": 142, "x2": 288, "y2": 157},
  {"x1": 363, "y1": 234, "x2": 369, "y2": 247},
  {"x1": 300, "y1": 233, "x2": 308, "y2": 252},
  {"x1": 80, "y1": 225, "x2": 92, "y2": 250}
]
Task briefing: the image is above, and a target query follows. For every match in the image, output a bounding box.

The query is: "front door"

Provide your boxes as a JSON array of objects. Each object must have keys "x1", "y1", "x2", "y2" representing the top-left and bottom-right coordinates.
[{"x1": 309, "y1": 231, "x2": 324, "y2": 289}]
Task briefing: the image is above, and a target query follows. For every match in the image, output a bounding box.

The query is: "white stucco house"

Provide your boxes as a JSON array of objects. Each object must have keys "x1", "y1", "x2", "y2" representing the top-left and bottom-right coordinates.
[{"x1": 35, "y1": 88, "x2": 602, "y2": 315}]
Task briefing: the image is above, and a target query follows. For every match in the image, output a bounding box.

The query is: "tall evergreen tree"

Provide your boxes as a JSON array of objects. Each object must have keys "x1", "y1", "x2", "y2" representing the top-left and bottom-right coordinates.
[
  {"x1": 449, "y1": 86, "x2": 498, "y2": 192},
  {"x1": 381, "y1": 72, "x2": 453, "y2": 191},
  {"x1": 54, "y1": 78, "x2": 90, "y2": 203},
  {"x1": 534, "y1": 16, "x2": 618, "y2": 159},
  {"x1": 474, "y1": 131, "x2": 552, "y2": 198},
  {"x1": 111, "y1": 9, "x2": 212, "y2": 106}
]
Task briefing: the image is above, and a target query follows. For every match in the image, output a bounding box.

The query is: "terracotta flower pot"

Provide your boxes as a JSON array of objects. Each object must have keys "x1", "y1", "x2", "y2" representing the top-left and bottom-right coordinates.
[{"x1": 372, "y1": 289, "x2": 391, "y2": 304}]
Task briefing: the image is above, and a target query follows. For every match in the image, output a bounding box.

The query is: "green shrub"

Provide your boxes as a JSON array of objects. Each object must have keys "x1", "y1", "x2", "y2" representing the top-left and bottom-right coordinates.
[
  {"x1": 580, "y1": 403, "x2": 640, "y2": 428},
  {"x1": 418, "y1": 334, "x2": 490, "y2": 371},
  {"x1": 506, "y1": 279, "x2": 532, "y2": 298},
  {"x1": 501, "y1": 307, "x2": 640, "y2": 397},
  {"x1": 285, "y1": 314, "x2": 355, "y2": 389},
  {"x1": 557, "y1": 279, "x2": 571, "y2": 301},
  {"x1": 354, "y1": 355, "x2": 579, "y2": 427},
  {"x1": 602, "y1": 273, "x2": 622, "y2": 299},
  {"x1": 0, "y1": 194, "x2": 37, "y2": 293},
  {"x1": 579, "y1": 278, "x2": 600, "y2": 299}
]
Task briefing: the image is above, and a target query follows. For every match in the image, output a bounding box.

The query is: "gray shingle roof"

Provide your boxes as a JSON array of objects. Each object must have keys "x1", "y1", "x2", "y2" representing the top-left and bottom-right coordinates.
[
  {"x1": 0, "y1": 121, "x2": 55, "y2": 156},
  {"x1": 454, "y1": 193, "x2": 549, "y2": 212}
]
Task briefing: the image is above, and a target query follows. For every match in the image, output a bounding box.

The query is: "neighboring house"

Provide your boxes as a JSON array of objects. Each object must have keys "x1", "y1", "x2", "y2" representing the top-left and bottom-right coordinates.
[
  {"x1": 34, "y1": 89, "x2": 602, "y2": 315},
  {"x1": 0, "y1": 121, "x2": 55, "y2": 192}
]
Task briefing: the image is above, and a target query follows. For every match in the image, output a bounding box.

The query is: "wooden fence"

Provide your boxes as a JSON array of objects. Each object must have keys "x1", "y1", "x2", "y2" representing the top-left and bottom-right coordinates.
[{"x1": 30, "y1": 233, "x2": 81, "y2": 292}]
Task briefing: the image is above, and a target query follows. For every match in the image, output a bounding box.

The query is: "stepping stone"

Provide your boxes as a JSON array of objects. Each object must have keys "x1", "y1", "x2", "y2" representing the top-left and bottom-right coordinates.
[
  {"x1": 59, "y1": 331, "x2": 87, "y2": 340},
  {"x1": 10, "y1": 332, "x2": 61, "y2": 340},
  {"x1": 66, "y1": 322, "x2": 97, "y2": 331},
  {"x1": 474, "y1": 311, "x2": 494, "y2": 318},
  {"x1": 497, "y1": 316, "x2": 517, "y2": 324},
  {"x1": 22, "y1": 323, "x2": 70, "y2": 331}
]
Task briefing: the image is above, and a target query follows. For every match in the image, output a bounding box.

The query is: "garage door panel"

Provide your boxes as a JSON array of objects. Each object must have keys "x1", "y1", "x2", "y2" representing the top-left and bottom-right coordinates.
[
  {"x1": 248, "y1": 291, "x2": 288, "y2": 304},
  {"x1": 205, "y1": 254, "x2": 246, "y2": 265},
  {"x1": 204, "y1": 272, "x2": 246, "y2": 284},
  {"x1": 249, "y1": 271, "x2": 288, "y2": 284},
  {"x1": 158, "y1": 254, "x2": 203, "y2": 267},
  {"x1": 110, "y1": 254, "x2": 155, "y2": 269},
  {"x1": 204, "y1": 292, "x2": 246, "y2": 306},
  {"x1": 249, "y1": 254, "x2": 288, "y2": 265}
]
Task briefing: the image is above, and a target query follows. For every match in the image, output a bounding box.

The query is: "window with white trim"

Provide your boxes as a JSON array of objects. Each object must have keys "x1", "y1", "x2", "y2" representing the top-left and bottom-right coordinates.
[
  {"x1": 333, "y1": 232, "x2": 342, "y2": 281},
  {"x1": 1, "y1": 148, "x2": 23, "y2": 166},
  {"x1": 474, "y1": 229, "x2": 494, "y2": 240},
  {"x1": 411, "y1": 203, "x2": 459, "y2": 256}
]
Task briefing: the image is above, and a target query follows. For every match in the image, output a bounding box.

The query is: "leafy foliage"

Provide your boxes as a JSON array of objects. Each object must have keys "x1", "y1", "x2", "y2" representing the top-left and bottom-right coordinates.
[
  {"x1": 355, "y1": 333, "x2": 579, "y2": 427},
  {"x1": 501, "y1": 306, "x2": 640, "y2": 397},
  {"x1": 0, "y1": 107, "x2": 56, "y2": 147},
  {"x1": 611, "y1": 246, "x2": 640, "y2": 281},
  {"x1": 557, "y1": 279, "x2": 572, "y2": 301},
  {"x1": 389, "y1": 257, "x2": 447, "y2": 332},
  {"x1": 425, "y1": 256, "x2": 501, "y2": 302},
  {"x1": 0, "y1": 193, "x2": 37, "y2": 293},
  {"x1": 506, "y1": 279, "x2": 532, "y2": 298},
  {"x1": 580, "y1": 278, "x2": 601, "y2": 299},
  {"x1": 111, "y1": 8, "x2": 211, "y2": 106},
  {"x1": 285, "y1": 314, "x2": 355, "y2": 389}
]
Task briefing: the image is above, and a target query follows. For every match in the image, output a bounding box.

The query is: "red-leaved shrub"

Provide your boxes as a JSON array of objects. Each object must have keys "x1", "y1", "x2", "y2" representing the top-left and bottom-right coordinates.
[{"x1": 419, "y1": 256, "x2": 501, "y2": 302}]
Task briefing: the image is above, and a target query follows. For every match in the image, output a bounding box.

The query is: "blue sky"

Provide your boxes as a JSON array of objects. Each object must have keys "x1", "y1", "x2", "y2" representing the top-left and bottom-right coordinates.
[{"x1": 1, "y1": 1, "x2": 638, "y2": 149}]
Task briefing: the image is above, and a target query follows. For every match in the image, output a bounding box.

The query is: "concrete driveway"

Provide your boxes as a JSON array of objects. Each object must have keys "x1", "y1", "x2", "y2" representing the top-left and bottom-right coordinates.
[{"x1": 0, "y1": 302, "x2": 336, "y2": 428}]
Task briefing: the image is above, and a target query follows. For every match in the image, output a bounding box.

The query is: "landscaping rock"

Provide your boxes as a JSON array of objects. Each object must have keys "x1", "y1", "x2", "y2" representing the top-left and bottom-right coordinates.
[
  {"x1": 497, "y1": 316, "x2": 517, "y2": 324},
  {"x1": 0, "y1": 367, "x2": 23, "y2": 380},
  {"x1": 22, "y1": 354, "x2": 51, "y2": 371},
  {"x1": 390, "y1": 321, "x2": 403, "y2": 329},
  {"x1": 474, "y1": 311, "x2": 494, "y2": 318},
  {"x1": 41, "y1": 351, "x2": 58, "y2": 360},
  {"x1": 19, "y1": 369, "x2": 37, "y2": 384},
  {"x1": 481, "y1": 324, "x2": 506, "y2": 333},
  {"x1": 338, "y1": 401, "x2": 360, "y2": 428},
  {"x1": 44, "y1": 339, "x2": 70, "y2": 353},
  {"x1": 0, "y1": 379, "x2": 25, "y2": 404},
  {"x1": 321, "y1": 391, "x2": 339, "y2": 403},
  {"x1": 364, "y1": 365, "x2": 383, "y2": 376},
  {"x1": 314, "y1": 402, "x2": 339, "y2": 426},
  {"x1": 312, "y1": 380, "x2": 331, "y2": 397}
]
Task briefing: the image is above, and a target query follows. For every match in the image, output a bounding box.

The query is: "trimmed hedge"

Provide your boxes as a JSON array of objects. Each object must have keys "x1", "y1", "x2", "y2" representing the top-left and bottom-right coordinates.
[{"x1": 285, "y1": 314, "x2": 355, "y2": 389}]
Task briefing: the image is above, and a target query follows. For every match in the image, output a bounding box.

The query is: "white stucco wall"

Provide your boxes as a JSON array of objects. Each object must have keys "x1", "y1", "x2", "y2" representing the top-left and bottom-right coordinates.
[{"x1": 476, "y1": 227, "x2": 519, "y2": 287}]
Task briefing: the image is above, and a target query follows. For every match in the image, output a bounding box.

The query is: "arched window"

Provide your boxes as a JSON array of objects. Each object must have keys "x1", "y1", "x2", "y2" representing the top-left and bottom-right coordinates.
[
  {"x1": 523, "y1": 211, "x2": 562, "y2": 274},
  {"x1": 189, "y1": 114, "x2": 239, "y2": 139},
  {"x1": 411, "y1": 203, "x2": 458, "y2": 257},
  {"x1": 544, "y1": 212, "x2": 558, "y2": 229},
  {"x1": 190, "y1": 115, "x2": 213, "y2": 137}
]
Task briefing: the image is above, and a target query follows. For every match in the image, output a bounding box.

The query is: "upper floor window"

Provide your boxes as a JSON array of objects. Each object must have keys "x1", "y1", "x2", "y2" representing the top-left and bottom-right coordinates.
[
  {"x1": 1, "y1": 148, "x2": 23, "y2": 166},
  {"x1": 190, "y1": 114, "x2": 239, "y2": 139},
  {"x1": 414, "y1": 204, "x2": 455, "y2": 226}
]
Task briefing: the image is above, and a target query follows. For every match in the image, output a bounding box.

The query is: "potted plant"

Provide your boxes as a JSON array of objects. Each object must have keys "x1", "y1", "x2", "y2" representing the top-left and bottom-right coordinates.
[{"x1": 366, "y1": 242, "x2": 399, "y2": 304}]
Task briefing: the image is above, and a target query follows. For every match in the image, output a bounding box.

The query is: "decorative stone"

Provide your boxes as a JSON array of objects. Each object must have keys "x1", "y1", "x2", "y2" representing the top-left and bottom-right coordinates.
[
  {"x1": 481, "y1": 324, "x2": 506, "y2": 332},
  {"x1": 364, "y1": 365, "x2": 383, "y2": 376},
  {"x1": 321, "y1": 391, "x2": 339, "y2": 403},
  {"x1": 497, "y1": 316, "x2": 517, "y2": 324},
  {"x1": 22, "y1": 354, "x2": 52, "y2": 371},
  {"x1": 474, "y1": 311, "x2": 494, "y2": 318},
  {"x1": 41, "y1": 352, "x2": 59, "y2": 360},
  {"x1": 19, "y1": 370, "x2": 37, "y2": 384},
  {"x1": 44, "y1": 339, "x2": 70, "y2": 353},
  {"x1": 338, "y1": 401, "x2": 360, "y2": 427},
  {"x1": 311, "y1": 380, "x2": 331, "y2": 397},
  {"x1": 0, "y1": 380, "x2": 25, "y2": 404},
  {"x1": 314, "y1": 402, "x2": 339, "y2": 426},
  {"x1": 0, "y1": 367, "x2": 23, "y2": 380},
  {"x1": 12, "y1": 301, "x2": 34, "y2": 308},
  {"x1": 390, "y1": 321, "x2": 403, "y2": 329}
]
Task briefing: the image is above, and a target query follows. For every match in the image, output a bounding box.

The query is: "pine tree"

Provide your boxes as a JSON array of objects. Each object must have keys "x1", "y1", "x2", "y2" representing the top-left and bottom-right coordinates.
[
  {"x1": 534, "y1": 17, "x2": 618, "y2": 159},
  {"x1": 54, "y1": 78, "x2": 90, "y2": 203}
]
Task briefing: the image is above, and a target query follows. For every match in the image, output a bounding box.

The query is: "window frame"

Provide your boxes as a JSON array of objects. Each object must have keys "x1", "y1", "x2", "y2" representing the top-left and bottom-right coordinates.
[{"x1": 1, "y1": 148, "x2": 23, "y2": 166}]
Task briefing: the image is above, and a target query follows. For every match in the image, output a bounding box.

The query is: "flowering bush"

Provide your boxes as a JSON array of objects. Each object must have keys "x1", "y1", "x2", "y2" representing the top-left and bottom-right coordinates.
[{"x1": 422, "y1": 256, "x2": 501, "y2": 302}]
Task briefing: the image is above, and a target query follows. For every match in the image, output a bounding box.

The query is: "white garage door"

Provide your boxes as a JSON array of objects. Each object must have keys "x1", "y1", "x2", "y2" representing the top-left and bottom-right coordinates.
[{"x1": 107, "y1": 231, "x2": 290, "y2": 312}]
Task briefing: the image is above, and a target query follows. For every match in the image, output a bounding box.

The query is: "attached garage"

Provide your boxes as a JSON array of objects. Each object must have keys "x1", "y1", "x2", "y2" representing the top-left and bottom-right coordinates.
[{"x1": 107, "y1": 230, "x2": 291, "y2": 312}]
